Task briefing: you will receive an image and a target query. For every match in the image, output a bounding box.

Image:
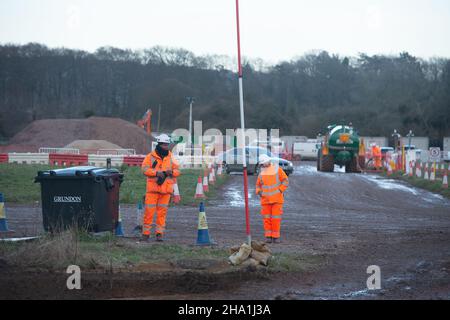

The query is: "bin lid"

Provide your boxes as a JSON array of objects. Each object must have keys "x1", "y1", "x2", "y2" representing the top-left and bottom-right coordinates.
[{"x1": 35, "y1": 166, "x2": 122, "y2": 180}]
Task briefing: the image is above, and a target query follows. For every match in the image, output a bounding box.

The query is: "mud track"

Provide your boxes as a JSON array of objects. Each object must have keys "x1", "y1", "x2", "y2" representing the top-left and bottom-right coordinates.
[{"x1": 3, "y1": 162, "x2": 450, "y2": 299}]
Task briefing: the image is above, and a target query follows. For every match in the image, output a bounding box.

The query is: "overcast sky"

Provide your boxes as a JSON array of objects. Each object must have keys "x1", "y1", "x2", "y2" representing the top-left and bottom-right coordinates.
[{"x1": 1, "y1": 0, "x2": 449, "y2": 63}]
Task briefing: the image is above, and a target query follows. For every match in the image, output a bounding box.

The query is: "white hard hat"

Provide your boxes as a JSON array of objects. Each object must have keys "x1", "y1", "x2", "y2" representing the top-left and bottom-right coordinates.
[
  {"x1": 259, "y1": 154, "x2": 272, "y2": 165},
  {"x1": 156, "y1": 134, "x2": 171, "y2": 144}
]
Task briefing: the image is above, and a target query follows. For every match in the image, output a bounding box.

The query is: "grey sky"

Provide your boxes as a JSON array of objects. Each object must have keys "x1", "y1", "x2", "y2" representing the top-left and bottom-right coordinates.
[{"x1": 1, "y1": 0, "x2": 449, "y2": 63}]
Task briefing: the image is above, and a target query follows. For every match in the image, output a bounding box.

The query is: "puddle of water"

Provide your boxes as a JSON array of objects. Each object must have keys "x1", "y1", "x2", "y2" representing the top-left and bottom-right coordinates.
[
  {"x1": 341, "y1": 288, "x2": 378, "y2": 299},
  {"x1": 214, "y1": 184, "x2": 259, "y2": 208},
  {"x1": 294, "y1": 164, "x2": 347, "y2": 176},
  {"x1": 363, "y1": 175, "x2": 450, "y2": 206},
  {"x1": 293, "y1": 165, "x2": 317, "y2": 175},
  {"x1": 363, "y1": 175, "x2": 420, "y2": 195}
]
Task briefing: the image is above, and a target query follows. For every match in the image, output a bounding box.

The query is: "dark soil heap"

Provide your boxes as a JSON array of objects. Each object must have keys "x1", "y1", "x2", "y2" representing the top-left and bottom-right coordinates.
[{"x1": 0, "y1": 117, "x2": 154, "y2": 154}]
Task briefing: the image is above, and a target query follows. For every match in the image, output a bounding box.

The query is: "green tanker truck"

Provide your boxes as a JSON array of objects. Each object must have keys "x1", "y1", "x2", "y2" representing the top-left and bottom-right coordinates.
[{"x1": 317, "y1": 124, "x2": 365, "y2": 173}]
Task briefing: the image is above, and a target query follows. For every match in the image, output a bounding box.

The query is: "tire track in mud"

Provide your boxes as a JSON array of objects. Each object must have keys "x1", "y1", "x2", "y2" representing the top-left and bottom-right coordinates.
[{"x1": 4, "y1": 161, "x2": 450, "y2": 299}]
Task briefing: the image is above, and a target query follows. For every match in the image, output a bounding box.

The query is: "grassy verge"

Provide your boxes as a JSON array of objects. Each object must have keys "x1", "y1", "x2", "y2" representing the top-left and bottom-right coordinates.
[
  {"x1": 0, "y1": 231, "x2": 228, "y2": 271},
  {"x1": 0, "y1": 231, "x2": 324, "y2": 274},
  {"x1": 380, "y1": 170, "x2": 450, "y2": 199},
  {"x1": 0, "y1": 163, "x2": 228, "y2": 205}
]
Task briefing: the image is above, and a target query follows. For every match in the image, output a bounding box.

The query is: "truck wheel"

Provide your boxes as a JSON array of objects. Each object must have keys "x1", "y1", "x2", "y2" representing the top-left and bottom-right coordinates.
[
  {"x1": 320, "y1": 154, "x2": 334, "y2": 172},
  {"x1": 346, "y1": 156, "x2": 360, "y2": 173},
  {"x1": 358, "y1": 156, "x2": 366, "y2": 170},
  {"x1": 317, "y1": 150, "x2": 321, "y2": 171}
]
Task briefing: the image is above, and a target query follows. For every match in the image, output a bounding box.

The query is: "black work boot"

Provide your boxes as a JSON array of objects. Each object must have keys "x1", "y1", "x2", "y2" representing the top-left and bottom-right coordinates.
[
  {"x1": 265, "y1": 237, "x2": 273, "y2": 243},
  {"x1": 141, "y1": 234, "x2": 150, "y2": 242},
  {"x1": 272, "y1": 238, "x2": 281, "y2": 244},
  {"x1": 156, "y1": 233, "x2": 163, "y2": 242}
]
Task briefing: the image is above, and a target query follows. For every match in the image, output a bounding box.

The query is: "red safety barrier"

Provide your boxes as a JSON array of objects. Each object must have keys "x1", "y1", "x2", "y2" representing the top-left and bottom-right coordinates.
[
  {"x1": 0, "y1": 154, "x2": 8, "y2": 163},
  {"x1": 49, "y1": 154, "x2": 89, "y2": 167},
  {"x1": 123, "y1": 155, "x2": 145, "y2": 167},
  {"x1": 283, "y1": 153, "x2": 293, "y2": 161}
]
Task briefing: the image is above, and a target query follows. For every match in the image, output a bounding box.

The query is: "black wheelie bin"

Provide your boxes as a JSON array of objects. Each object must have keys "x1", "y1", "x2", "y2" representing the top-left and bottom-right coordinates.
[{"x1": 35, "y1": 166, "x2": 124, "y2": 233}]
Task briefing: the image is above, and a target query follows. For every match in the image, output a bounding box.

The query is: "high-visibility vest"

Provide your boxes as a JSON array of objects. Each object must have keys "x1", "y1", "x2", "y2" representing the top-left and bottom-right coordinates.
[
  {"x1": 372, "y1": 146, "x2": 381, "y2": 157},
  {"x1": 256, "y1": 164, "x2": 289, "y2": 204},
  {"x1": 141, "y1": 150, "x2": 180, "y2": 194}
]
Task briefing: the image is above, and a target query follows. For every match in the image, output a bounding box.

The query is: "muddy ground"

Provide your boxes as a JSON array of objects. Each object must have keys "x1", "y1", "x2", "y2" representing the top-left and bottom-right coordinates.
[{"x1": 2, "y1": 162, "x2": 450, "y2": 299}]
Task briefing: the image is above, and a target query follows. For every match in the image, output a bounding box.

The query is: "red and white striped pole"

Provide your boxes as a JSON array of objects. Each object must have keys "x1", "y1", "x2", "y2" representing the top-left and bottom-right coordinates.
[{"x1": 235, "y1": 0, "x2": 252, "y2": 245}]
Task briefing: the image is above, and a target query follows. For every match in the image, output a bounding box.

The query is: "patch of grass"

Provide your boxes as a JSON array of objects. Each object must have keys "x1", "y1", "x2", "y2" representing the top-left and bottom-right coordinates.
[
  {"x1": 0, "y1": 163, "x2": 228, "y2": 205},
  {"x1": 0, "y1": 163, "x2": 54, "y2": 203},
  {"x1": 0, "y1": 231, "x2": 229, "y2": 271},
  {"x1": 0, "y1": 230, "x2": 325, "y2": 274},
  {"x1": 268, "y1": 253, "x2": 326, "y2": 273},
  {"x1": 380, "y1": 170, "x2": 450, "y2": 199}
]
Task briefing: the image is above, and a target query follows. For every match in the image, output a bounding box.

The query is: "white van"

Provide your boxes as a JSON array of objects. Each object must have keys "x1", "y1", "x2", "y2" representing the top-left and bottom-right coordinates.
[{"x1": 293, "y1": 141, "x2": 319, "y2": 160}]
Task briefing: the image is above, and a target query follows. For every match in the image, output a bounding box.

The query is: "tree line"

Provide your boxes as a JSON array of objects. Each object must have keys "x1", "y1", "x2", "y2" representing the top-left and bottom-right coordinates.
[{"x1": 0, "y1": 43, "x2": 449, "y2": 146}]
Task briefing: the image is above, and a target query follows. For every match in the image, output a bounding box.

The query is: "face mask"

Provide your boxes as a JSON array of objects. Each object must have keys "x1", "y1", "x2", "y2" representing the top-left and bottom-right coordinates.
[{"x1": 156, "y1": 144, "x2": 169, "y2": 158}]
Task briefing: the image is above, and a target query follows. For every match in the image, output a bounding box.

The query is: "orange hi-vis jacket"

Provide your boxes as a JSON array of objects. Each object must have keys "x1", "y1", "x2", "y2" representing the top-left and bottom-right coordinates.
[
  {"x1": 256, "y1": 164, "x2": 289, "y2": 204},
  {"x1": 372, "y1": 146, "x2": 381, "y2": 158},
  {"x1": 141, "y1": 150, "x2": 180, "y2": 194}
]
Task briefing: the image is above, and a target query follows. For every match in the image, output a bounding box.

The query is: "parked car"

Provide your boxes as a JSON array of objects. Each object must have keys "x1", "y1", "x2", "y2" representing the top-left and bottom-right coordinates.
[
  {"x1": 380, "y1": 147, "x2": 394, "y2": 160},
  {"x1": 216, "y1": 147, "x2": 294, "y2": 176}
]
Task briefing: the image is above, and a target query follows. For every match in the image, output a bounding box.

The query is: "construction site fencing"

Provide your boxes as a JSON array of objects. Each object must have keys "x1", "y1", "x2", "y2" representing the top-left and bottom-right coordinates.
[
  {"x1": 8, "y1": 153, "x2": 49, "y2": 165},
  {"x1": 39, "y1": 148, "x2": 80, "y2": 154},
  {"x1": 97, "y1": 149, "x2": 136, "y2": 155},
  {"x1": 49, "y1": 154, "x2": 89, "y2": 167},
  {"x1": 0, "y1": 154, "x2": 8, "y2": 163}
]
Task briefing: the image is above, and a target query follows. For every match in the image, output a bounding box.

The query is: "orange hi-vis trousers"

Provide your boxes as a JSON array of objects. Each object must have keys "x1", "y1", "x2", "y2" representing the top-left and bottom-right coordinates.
[
  {"x1": 143, "y1": 193, "x2": 171, "y2": 236},
  {"x1": 261, "y1": 203, "x2": 283, "y2": 239}
]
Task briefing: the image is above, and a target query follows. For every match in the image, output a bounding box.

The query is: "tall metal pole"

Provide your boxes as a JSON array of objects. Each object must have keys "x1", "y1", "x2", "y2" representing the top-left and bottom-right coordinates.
[
  {"x1": 235, "y1": 0, "x2": 251, "y2": 245},
  {"x1": 407, "y1": 130, "x2": 414, "y2": 149},
  {"x1": 157, "y1": 104, "x2": 161, "y2": 133},
  {"x1": 189, "y1": 100, "x2": 193, "y2": 146},
  {"x1": 187, "y1": 97, "x2": 195, "y2": 158}
]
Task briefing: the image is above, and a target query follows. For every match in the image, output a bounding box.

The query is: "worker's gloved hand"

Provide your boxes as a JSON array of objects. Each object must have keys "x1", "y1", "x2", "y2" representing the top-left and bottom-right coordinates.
[
  {"x1": 156, "y1": 171, "x2": 165, "y2": 178},
  {"x1": 165, "y1": 169, "x2": 173, "y2": 176},
  {"x1": 156, "y1": 172, "x2": 167, "y2": 186}
]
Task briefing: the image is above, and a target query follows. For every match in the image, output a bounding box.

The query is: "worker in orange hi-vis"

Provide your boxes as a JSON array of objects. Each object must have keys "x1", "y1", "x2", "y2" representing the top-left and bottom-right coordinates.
[
  {"x1": 372, "y1": 144, "x2": 382, "y2": 170},
  {"x1": 141, "y1": 134, "x2": 180, "y2": 242},
  {"x1": 255, "y1": 154, "x2": 289, "y2": 244}
]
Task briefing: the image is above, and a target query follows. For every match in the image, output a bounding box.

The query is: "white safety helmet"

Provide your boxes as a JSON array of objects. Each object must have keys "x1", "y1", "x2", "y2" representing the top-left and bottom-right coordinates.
[
  {"x1": 259, "y1": 154, "x2": 272, "y2": 165},
  {"x1": 156, "y1": 134, "x2": 171, "y2": 144}
]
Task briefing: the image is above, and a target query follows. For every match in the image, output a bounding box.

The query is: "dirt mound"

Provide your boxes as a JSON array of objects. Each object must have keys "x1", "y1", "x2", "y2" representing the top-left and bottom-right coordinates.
[
  {"x1": 65, "y1": 140, "x2": 123, "y2": 151},
  {"x1": 1, "y1": 117, "x2": 154, "y2": 154}
]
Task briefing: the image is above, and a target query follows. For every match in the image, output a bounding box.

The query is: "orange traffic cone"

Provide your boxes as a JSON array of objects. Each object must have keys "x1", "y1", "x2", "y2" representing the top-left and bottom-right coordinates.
[
  {"x1": 217, "y1": 164, "x2": 223, "y2": 176},
  {"x1": 0, "y1": 193, "x2": 14, "y2": 235},
  {"x1": 209, "y1": 167, "x2": 215, "y2": 185},
  {"x1": 430, "y1": 163, "x2": 436, "y2": 181},
  {"x1": 424, "y1": 163, "x2": 429, "y2": 180},
  {"x1": 409, "y1": 161, "x2": 413, "y2": 177},
  {"x1": 415, "y1": 161, "x2": 420, "y2": 178},
  {"x1": 173, "y1": 182, "x2": 181, "y2": 204},
  {"x1": 443, "y1": 166, "x2": 448, "y2": 189},
  {"x1": 387, "y1": 160, "x2": 393, "y2": 176},
  {"x1": 115, "y1": 206, "x2": 124, "y2": 237},
  {"x1": 203, "y1": 170, "x2": 209, "y2": 193},
  {"x1": 195, "y1": 176, "x2": 205, "y2": 199}
]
